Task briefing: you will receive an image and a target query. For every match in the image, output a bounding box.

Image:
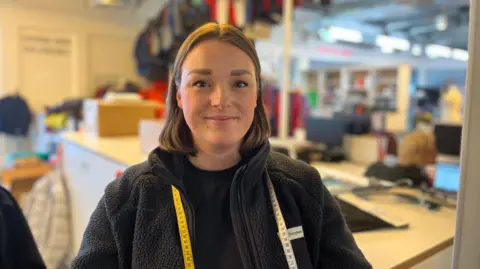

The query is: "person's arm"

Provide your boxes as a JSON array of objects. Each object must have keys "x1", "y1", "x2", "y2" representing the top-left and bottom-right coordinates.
[
  {"x1": 317, "y1": 184, "x2": 372, "y2": 269},
  {"x1": 0, "y1": 187, "x2": 46, "y2": 269},
  {"x1": 71, "y1": 196, "x2": 118, "y2": 269}
]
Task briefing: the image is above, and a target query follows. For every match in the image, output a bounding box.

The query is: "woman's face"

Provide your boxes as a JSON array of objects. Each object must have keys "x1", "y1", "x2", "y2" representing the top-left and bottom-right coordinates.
[{"x1": 177, "y1": 40, "x2": 258, "y2": 151}]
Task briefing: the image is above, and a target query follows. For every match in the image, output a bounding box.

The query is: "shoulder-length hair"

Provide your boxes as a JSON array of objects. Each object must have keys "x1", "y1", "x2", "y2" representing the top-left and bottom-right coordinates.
[
  {"x1": 159, "y1": 23, "x2": 270, "y2": 155},
  {"x1": 398, "y1": 130, "x2": 437, "y2": 167}
]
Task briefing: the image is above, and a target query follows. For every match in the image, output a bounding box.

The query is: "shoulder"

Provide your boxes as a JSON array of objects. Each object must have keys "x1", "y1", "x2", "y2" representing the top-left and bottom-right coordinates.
[
  {"x1": 267, "y1": 151, "x2": 324, "y2": 201},
  {"x1": 0, "y1": 186, "x2": 15, "y2": 207},
  {"x1": 365, "y1": 162, "x2": 388, "y2": 174},
  {"x1": 102, "y1": 161, "x2": 154, "y2": 214}
]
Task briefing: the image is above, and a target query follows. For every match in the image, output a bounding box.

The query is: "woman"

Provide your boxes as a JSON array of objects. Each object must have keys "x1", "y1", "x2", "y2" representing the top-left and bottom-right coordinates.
[
  {"x1": 72, "y1": 23, "x2": 371, "y2": 269},
  {"x1": 365, "y1": 130, "x2": 436, "y2": 187}
]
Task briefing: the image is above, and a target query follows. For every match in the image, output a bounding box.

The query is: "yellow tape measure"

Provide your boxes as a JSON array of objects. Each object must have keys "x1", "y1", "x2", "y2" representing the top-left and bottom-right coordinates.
[
  {"x1": 172, "y1": 186, "x2": 195, "y2": 269},
  {"x1": 172, "y1": 180, "x2": 297, "y2": 269}
]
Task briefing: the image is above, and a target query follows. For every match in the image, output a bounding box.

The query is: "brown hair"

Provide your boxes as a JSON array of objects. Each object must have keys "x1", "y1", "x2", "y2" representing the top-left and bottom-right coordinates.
[
  {"x1": 159, "y1": 23, "x2": 270, "y2": 155},
  {"x1": 398, "y1": 131, "x2": 437, "y2": 166}
]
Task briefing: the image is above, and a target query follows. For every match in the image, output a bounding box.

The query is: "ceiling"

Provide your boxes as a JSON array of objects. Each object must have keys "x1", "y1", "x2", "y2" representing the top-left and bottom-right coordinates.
[{"x1": 298, "y1": 0, "x2": 470, "y2": 50}]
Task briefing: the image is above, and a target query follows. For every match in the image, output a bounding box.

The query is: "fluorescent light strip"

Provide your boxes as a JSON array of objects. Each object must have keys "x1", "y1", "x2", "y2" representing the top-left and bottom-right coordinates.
[
  {"x1": 376, "y1": 35, "x2": 410, "y2": 52},
  {"x1": 425, "y1": 44, "x2": 452, "y2": 59},
  {"x1": 328, "y1": 26, "x2": 363, "y2": 43},
  {"x1": 452, "y1": 49, "x2": 469, "y2": 61}
]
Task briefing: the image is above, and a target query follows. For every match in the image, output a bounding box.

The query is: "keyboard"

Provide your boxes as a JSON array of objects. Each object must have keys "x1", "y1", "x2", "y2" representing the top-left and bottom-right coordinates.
[{"x1": 335, "y1": 196, "x2": 403, "y2": 233}]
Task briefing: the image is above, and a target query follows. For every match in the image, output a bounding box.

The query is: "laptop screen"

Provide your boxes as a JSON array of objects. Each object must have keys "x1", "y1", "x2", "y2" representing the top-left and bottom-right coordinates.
[{"x1": 434, "y1": 163, "x2": 461, "y2": 192}]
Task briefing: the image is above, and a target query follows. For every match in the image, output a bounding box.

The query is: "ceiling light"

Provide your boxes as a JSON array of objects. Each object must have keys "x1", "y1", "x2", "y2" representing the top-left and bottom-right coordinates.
[
  {"x1": 435, "y1": 14, "x2": 448, "y2": 31},
  {"x1": 380, "y1": 46, "x2": 394, "y2": 54},
  {"x1": 376, "y1": 35, "x2": 410, "y2": 52},
  {"x1": 327, "y1": 26, "x2": 363, "y2": 43},
  {"x1": 412, "y1": 44, "x2": 422, "y2": 56},
  {"x1": 425, "y1": 44, "x2": 452, "y2": 58},
  {"x1": 452, "y1": 49, "x2": 469, "y2": 61}
]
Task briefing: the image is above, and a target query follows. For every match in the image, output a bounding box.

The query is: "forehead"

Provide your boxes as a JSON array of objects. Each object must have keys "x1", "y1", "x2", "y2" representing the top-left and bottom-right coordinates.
[{"x1": 182, "y1": 40, "x2": 255, "y2": 74}]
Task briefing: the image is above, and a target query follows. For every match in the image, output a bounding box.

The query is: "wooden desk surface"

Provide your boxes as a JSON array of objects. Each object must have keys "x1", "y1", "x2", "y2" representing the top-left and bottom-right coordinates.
[
  {"x1": 61, "y1": 133, "x2": 456, "y2": 269},
  {"x1": 312, "y1": 161, "x2": 457, "y2": 269}
]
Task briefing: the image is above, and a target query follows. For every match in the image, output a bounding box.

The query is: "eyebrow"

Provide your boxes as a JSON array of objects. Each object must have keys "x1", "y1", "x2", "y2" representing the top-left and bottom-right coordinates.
[
  {"x1": 188, "y1": 69, "x2": 212, "y2": 76},
  {"x1": 231, "y1": 69, "x2": 253, "y2": 76},
  {"x1": 187, "y1": 69, "x2": 253, "y2": 77}
]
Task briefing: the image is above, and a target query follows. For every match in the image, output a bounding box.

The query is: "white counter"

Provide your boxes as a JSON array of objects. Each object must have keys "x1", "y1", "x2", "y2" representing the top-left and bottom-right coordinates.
[{"x1": 61, "y1": 132, "x2": 456, "y2": 269}]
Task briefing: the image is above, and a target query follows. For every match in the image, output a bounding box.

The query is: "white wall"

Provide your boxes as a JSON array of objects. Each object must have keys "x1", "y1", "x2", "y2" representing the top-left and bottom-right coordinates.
[{"x1": 0, "y1": 3, "x2": 156, "y2": 111}]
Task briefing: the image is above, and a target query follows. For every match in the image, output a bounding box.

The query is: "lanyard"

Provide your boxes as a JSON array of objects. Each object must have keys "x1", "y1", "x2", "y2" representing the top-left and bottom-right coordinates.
[{"x1": 172, "y1": 178, "x2": 299, "y2": 269}]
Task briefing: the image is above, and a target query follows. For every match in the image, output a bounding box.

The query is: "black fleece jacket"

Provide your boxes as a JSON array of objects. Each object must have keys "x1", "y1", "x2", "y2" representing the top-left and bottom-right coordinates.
[{"x1": 71, "y1": 143, "x2": 371, "y2": 269}]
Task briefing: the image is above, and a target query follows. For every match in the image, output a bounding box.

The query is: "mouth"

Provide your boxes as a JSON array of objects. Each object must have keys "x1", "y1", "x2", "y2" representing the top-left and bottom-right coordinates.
[{"x1": 204, "y1": 116, "x2": 237, "y2": 121}]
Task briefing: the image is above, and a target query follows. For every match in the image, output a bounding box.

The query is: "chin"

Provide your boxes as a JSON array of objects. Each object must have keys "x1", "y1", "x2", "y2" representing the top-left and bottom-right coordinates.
[{"x1": 206, "y1": 133, "x2": 242, "y2": 149}]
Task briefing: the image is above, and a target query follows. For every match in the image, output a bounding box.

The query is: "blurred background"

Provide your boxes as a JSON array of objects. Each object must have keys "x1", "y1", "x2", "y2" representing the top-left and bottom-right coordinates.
[{"x1": 0, "y1": 0, "x2": 468, "y2": 268}]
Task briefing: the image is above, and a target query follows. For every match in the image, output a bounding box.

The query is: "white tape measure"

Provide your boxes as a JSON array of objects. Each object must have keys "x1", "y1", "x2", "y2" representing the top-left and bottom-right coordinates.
[
  {"x1": 172, "y1": 178, "x2": 298, "y2": 269},
  {"x1": 267, "y1": 178, "x2": 299, "y2": 269}
]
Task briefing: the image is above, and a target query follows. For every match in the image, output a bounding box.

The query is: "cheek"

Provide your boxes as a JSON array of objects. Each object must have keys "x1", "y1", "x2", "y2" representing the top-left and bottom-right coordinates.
[
  {"x1": 180, "y1": 93, "x2": 200, "y2": 126},
  {"x1": 238, "y1": 91, "x2": 258, "y2": 120}
]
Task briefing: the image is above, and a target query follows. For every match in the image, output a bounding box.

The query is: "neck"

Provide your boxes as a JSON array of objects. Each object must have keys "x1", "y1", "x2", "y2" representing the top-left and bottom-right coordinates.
[{"x1": 189, "y1": 144, "x2": 242, "y2": 171}]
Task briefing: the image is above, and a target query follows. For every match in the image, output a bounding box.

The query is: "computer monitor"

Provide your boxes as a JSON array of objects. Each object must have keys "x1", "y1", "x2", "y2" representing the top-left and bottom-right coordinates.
[
  {"x1": 416, "y1": 87, "x2": 441, "y2": 108},
  {"x1": 434, "y1": 163, "x2": 460, "y2": 192},
  {"x1": 434, "y1": 124, "x2": 462, "y2": 157},
  {"x1": 306, "y1": 116, "x2": 346, "y2": 149},
  {"x1": 333, "y1": 112, "x2": 371, "y2": 135}
]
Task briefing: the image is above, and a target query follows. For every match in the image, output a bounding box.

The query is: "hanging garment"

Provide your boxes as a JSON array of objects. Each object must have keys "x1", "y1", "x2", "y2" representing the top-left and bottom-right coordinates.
[
  {"x1": 191, "y1": 0, "x2": 204, "y2": 6},
  {"x1": 168, "y1": 0, "x2": 183, "y2": 38},
  {"x1": 179, "y1": 1, "x2": 211, "y2": 36},
  {"x1": 23, "y1": 169, "x2": 73, "y2": 269},
  {"x1": 205, "y1": 0, "x2": 217, "y2": 21},
  {"x1": 228, "y1": 0, "x2": 237, "y2": 25},
  {"x1": 0, "y1": 94, "x2": 32, "y2": 137},
  {"x1": 246, "y1": 0, "x2": 254, "y2": 24},
  {"x1": 133, "y1": 30, "x2": 152, "y2": 77}
]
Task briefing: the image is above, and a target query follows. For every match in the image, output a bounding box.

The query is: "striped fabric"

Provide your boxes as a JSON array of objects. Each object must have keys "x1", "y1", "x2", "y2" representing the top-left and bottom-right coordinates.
[{"x1": 23, "y1": 169, "x2": 72, "y2": 269}]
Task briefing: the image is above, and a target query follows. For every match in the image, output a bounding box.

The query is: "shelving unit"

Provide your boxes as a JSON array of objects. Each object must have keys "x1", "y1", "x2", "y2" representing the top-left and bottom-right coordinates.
[{"x1": 301, "y1": 64, "x2": 414, "y2": 133}]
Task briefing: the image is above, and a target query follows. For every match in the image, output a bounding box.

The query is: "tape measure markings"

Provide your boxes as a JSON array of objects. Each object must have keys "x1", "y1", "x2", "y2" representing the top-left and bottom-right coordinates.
[
  {"x1": 172, "y1": 186, "x2": 195, "y2": 269},
  {"x1": 267, "y1": 179, "x2": 299, "y2": 269}
]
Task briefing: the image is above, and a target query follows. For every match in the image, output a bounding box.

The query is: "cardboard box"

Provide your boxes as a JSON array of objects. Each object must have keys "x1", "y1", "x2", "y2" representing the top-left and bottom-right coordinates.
[
  {"x1": 1, "y1": 163, "x2": 53, "y2": 201},
  {"x1": 139, "y1": 120, "x2": 165, "y2": 154},
  {"x1": 83, "y1": 100, "x2": 159, "y2": 137},
  {"x1": 344, "y1": 134, "x2": 379, "y2": 165}
]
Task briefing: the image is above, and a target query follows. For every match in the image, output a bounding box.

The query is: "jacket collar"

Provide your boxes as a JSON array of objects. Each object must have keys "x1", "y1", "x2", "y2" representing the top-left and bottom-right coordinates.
[{"x1": 148, "y1": 142, "x2": 271, "y2": 191}]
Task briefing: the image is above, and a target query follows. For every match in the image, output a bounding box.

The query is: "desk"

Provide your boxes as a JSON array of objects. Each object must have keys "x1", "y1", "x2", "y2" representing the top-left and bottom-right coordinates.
[
  {"x1": 61, "y1": 132, "x2": 456, "y2": 268},
  {"x1": 312, "y1": 162, "x2": 456, "y2": 269}
]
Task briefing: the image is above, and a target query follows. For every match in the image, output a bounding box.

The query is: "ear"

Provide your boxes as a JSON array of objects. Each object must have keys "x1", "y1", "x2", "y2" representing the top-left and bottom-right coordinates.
[{"x1": 176, "y1": 90, "x2": 183, "y2": 109}]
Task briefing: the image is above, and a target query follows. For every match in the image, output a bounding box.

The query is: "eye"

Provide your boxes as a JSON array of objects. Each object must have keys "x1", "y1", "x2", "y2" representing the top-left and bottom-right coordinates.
[
  {"x1": 192, "y1": 80, "x2": 209, "y2": 88},
  {"x1": 234, "y1": 81, "x2": 249, "y2": 88}
]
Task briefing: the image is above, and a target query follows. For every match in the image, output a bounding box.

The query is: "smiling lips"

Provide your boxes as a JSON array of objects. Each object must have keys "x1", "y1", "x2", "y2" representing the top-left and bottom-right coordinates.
[{"x1": 204, "y1": 116, "x2": 237, "y2": 121}]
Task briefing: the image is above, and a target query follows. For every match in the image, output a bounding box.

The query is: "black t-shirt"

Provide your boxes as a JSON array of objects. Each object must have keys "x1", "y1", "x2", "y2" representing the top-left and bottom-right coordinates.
[{"x1": 182, "y1": 159, "x2": 244, "y2": 269}]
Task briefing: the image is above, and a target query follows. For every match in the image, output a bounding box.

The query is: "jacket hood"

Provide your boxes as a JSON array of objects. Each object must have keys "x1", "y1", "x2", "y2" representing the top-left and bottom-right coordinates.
[{"x1": 147, "y1": 142, "x2": 271, "y2": 190}]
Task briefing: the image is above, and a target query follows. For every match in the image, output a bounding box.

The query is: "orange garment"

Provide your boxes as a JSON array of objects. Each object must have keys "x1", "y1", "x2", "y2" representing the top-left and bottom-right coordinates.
[{"x1": 139, "y1": 81, "x2": 168, "y2": 118}]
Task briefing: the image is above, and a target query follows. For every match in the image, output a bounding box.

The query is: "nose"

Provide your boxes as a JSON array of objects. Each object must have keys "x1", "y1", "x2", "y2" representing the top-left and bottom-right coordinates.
[{"x1": 210, "y1": 84, "x2": 229, "y2": 108}]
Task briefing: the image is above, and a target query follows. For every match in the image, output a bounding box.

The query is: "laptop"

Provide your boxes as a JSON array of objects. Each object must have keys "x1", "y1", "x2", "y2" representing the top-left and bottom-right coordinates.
[{"x1": 434, "y1": 162, "x2": 461, "y2": 193}]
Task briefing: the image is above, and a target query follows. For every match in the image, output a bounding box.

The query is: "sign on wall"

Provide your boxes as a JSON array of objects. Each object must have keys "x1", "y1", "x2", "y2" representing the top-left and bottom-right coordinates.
[{"x1": 18, "y1": 27, "x2": 76, "y2": 112}]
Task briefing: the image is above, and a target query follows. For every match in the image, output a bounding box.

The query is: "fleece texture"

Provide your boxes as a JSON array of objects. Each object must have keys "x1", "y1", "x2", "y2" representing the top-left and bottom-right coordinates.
[{"x1": 71, "y1": 143, "x2": 372, "y2": 269}]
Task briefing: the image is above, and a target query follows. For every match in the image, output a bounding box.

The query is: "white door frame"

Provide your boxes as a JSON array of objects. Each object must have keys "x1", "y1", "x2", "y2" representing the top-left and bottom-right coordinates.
[{"x1": 451, "y1": 0, "x2": 480, "y2": 268}]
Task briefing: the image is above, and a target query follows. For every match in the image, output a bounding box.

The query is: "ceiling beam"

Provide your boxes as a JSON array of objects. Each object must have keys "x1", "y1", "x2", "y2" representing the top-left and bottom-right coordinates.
[{"x1": 302, "y1": 0, "x2": 389, "y2": 16}]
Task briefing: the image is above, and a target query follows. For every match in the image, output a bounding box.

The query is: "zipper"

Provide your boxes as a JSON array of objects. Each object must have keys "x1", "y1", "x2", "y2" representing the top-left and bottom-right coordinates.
[{"x1": 231, "y1": 165, "x2": 261, "y2": 269}]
